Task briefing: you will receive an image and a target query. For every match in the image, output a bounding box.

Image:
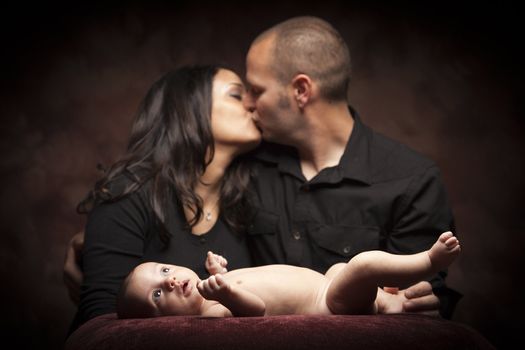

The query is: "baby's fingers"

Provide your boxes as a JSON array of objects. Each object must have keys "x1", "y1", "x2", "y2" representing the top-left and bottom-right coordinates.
[
  {"x1": 198, "y1": 278, "x2": 214, "y2": 294},
  {"x1": 207, "y1": 275, "x2": 221, "y2": 290},
  {"x1": 215, "y1": 273, "x2": 228, "y2": 287},
  {"x1": 206, "y1": 251, "x2": 215, "y2": 264},
  {"x1": 197, "y1": 280, "x2": 206, "y2": 295}
]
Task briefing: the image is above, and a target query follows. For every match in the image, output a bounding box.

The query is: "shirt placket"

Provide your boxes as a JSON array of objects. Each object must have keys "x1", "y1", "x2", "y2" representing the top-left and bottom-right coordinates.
[{"x1": 287, "y1": 183, "x2": 311, "y2": 265}]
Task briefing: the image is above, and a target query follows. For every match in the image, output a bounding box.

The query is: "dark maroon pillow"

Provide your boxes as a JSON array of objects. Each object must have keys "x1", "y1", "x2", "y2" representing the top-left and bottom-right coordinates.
[{"x1": 66, "y1": 313, "x2": 495, "y2": 350}]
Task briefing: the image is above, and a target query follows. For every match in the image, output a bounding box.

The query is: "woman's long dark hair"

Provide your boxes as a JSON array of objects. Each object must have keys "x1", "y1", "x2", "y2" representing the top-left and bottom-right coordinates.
[{"x1": 77, "y1": 65, "x2": 253, "y2": 243}]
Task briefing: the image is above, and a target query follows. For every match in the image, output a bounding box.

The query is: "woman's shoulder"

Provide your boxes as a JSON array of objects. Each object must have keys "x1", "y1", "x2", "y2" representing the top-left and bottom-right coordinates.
[
  {"x1": 86, "y1": 180, "x2": 155, "y2": 236},
  {"x1": 91, "y1": 172, "x2": 154, "y2": 215},
  {"x1": 103, "y1": 168, "x2": 152, "y2": 196}
]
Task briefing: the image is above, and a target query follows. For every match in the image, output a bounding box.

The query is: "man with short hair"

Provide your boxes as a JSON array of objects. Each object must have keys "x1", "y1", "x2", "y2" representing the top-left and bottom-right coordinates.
[{"x1": 243, "y1": 16, "x2": 460, "y2": 318}]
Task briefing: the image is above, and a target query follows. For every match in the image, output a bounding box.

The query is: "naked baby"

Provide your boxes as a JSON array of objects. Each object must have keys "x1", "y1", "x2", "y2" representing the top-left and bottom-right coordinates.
[{"x1": 117, "y1": 232, "x2": 460, "y2": 318}]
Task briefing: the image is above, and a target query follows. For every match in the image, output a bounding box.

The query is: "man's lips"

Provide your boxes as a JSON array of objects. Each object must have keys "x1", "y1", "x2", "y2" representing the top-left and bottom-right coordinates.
[{"x1": 252, "y1": 120, "x2": 262, "y2": 132}]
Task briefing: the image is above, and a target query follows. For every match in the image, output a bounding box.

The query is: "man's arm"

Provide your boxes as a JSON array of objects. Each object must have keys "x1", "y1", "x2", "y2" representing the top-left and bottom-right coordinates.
[
  {"x1": 388, "y1": 165, "x2": 461, "y2": 318},
  {"x1": 198, "y1": 274, "x2": 266, "y2": 317}
]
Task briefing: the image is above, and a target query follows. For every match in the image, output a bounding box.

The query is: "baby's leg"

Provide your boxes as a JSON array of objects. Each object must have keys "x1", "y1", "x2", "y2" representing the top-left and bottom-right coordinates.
[
  {"x1": 325, "y1": 231, "x2": 460, "y2": 315},
  {"x1": 324, "y1": 263, "x2": 346, "y2": 280}
]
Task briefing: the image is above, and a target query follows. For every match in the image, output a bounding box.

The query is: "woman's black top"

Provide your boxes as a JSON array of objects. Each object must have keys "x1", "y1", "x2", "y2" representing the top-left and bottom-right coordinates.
[{"x1": 70, "y1": 180, "x2": 252, "y2": 334}]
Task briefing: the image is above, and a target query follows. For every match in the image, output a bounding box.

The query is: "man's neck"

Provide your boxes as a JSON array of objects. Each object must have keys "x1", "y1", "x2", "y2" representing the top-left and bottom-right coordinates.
[{"x1": 296, "y1": 103, "x2": 354, "y2": 181}]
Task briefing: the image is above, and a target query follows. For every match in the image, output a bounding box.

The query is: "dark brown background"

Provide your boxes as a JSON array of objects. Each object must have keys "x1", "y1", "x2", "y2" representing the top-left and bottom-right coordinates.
[{"x1": 1, "y1": 1, "x2": 523, "y2": 349}]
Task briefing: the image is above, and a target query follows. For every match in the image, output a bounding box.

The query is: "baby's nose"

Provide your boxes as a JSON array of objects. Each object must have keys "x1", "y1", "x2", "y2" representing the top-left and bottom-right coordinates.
[{"x1": 164, "y1": 276, "x2": 178, "y2": 290}]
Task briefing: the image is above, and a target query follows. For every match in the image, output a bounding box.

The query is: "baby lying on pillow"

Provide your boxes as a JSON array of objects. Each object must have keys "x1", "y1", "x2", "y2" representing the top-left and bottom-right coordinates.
[{"x1": 117, "y1": 232, "x2": 460, "y2": 318}]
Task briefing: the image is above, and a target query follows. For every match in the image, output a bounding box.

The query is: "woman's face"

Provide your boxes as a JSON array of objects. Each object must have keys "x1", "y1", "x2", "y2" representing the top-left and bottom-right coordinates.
[{"x1": 211, "y1": 69, "x2": 261, "y2": 156}]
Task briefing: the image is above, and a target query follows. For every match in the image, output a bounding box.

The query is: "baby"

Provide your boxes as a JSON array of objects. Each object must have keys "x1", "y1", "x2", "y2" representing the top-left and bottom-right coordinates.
[{"x1": 117, "y1": 232, "x2": 460, "y2": 318}]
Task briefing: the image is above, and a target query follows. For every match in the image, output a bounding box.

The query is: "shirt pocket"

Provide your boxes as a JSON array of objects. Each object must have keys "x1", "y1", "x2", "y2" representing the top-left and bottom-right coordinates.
[
  {"x1": 247, "y1": 208, "x2": 279, "y2": 236},
  {"x1": 308, "y1": 224, "x2": 380, "y2": 268}
]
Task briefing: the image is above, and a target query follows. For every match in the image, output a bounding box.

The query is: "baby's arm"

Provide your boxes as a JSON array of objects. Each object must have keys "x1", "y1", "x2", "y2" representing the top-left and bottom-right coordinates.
[
  {"x1": 205, "y1": 251, "x2": 228, "y2": 275},
  {"x1": 200, "y1": 302, "x2": 233, "y2": 317},
  {"x1": 198, "y1": 274, "x2": 266, "y2": 317}
]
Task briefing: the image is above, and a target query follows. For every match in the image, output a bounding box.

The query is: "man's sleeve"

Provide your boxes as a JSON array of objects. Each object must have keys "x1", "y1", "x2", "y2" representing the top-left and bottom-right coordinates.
[{"x1": 389, "y1": 165, "x2": 462, "y2": 318}]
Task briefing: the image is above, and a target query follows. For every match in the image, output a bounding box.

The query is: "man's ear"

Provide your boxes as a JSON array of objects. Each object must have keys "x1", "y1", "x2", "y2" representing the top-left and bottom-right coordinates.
[{"x1": 292, "y1": 74, "x2": 313, "y2": 108}]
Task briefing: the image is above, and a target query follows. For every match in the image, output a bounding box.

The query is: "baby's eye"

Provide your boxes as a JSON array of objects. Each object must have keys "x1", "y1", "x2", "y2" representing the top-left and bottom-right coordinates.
[
  {"x1": 152, "y1": 289, "x2": 161, "y2": 303},
  {"x1": 230, "y1": 94, "x2": 242, "y2": 101},
  {"x1": 161, "y1": 267, "x2": 170, "y2": 275}
]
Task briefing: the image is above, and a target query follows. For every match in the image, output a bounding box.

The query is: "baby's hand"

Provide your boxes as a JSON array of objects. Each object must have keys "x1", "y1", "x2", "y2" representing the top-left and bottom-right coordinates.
[
  {"x1": 197, "y1": 274, "x2": 231, "y2": 302},
  {"x1": 205, "y1": 251, "x2": 228, "y2": 275}
]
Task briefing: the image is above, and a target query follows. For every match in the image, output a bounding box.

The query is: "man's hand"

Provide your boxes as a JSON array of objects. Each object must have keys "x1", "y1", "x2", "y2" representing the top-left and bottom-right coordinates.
[
  {"x1": 402, "y1": 281, "x2": 440, "y2": 316},
  {"x1": 205, "y1": 251, "x2": 228, "y2": 275},
  {"x1": 377, "y1": 281, "x2": 440, "y2": 317},
  {"x1": 197, "y1": 274, "x2": 231, "y2": 302},
  {"x1": 63, "y1": 231, "x2": 85, "y2": 305}
]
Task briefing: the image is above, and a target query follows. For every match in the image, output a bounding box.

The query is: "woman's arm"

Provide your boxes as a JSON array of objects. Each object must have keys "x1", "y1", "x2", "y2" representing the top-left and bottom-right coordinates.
[
  {"x1": 63, "y1": 231, "x2": 85, "y2": 305},
  {"x1": 76, "y1": 188, "x2": 152, "y2": 328}
]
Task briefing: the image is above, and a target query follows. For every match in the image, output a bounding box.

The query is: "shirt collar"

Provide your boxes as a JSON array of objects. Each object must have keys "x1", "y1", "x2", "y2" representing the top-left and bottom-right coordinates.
[
  {"x1": 336, "y1": 108, "x2": 372, "y2": 185},
  {"x1": 253, "y1": 106, "x2": 372, "y2": 186}
]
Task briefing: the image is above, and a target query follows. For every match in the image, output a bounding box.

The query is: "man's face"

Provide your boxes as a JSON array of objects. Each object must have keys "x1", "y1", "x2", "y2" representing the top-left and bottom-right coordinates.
[{"x1": 244, "y1": 37, "x2": 298, "y2": 145}]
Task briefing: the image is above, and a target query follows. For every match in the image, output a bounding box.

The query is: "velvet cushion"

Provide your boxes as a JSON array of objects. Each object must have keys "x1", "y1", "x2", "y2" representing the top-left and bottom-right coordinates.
[{"x1": 66, "y1": 313, "x2": 495, "y2": 350}]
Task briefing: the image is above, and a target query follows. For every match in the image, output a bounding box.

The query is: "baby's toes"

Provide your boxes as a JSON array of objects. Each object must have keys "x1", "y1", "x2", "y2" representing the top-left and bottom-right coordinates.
[
  {"x1": 439, "y1": 231, "x2": 454, "y2": 242},
  {"x1": 445, "y1": 237, "x2": 459, "y2": 248}
]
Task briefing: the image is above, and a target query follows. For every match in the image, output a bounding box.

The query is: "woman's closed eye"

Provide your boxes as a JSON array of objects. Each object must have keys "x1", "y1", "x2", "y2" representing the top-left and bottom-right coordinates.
[{"x1": 230, "y1": 93, "x2": 242, "y2": 101}]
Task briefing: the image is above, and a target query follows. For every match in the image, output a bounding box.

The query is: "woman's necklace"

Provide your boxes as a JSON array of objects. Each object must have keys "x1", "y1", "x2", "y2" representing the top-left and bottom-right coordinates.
[{"x1": 204, "y1": 200, "x2": 219, "y2": 222}]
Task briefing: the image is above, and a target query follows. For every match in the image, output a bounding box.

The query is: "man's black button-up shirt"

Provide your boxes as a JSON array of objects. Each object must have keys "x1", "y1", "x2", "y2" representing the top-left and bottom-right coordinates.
[{"x1": 247, "y1": 109, "x2": 456, "y2": 296}]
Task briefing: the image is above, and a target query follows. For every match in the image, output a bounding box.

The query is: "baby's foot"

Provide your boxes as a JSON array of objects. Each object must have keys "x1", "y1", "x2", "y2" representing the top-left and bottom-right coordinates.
[{"x1": 427, "y1": 231, "x2": 461, "y2": 271}]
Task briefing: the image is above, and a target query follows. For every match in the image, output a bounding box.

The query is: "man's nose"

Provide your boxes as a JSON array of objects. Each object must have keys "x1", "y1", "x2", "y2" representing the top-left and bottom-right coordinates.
[{"x1": 243, "y1": 94, "x2": 256, "y2": 113}]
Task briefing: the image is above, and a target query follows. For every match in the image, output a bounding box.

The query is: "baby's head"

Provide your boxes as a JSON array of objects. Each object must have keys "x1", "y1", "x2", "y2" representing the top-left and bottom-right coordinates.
[{"x1": 117, "y1": 262, "x2": 204, "y2": 318}]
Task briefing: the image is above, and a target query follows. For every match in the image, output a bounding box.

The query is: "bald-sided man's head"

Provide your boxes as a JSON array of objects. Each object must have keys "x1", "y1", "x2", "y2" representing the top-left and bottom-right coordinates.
[{"x1": 252, "y1": 16, "x2": 351, "y2": 102}]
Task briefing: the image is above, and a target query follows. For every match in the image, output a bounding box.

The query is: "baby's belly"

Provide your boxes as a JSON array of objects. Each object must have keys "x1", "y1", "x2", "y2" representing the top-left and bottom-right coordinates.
[{"x1": 224, "y1": 265, "x2": 331, "y2": 315}]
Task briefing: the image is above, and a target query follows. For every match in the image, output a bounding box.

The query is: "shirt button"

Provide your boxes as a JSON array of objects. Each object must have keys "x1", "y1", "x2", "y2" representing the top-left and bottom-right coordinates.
[
  {"x1": 302, "y1": 185, "x2": 310, "y2": 192},
  {"x1": 342, "y1": 246, "x2": 351, "y2": 254},
  {"x1": 200, "y1": 237, "x2": 206, "y2": 244},
  {"x1": 292, "y1": 230, "x2": 301, "y2": 240}
]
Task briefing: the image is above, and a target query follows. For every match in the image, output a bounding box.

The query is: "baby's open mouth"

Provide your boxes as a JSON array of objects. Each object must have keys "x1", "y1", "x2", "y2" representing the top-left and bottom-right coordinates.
[{"x1": 182, "y1": 279, "x2": 192, "y2": 296}]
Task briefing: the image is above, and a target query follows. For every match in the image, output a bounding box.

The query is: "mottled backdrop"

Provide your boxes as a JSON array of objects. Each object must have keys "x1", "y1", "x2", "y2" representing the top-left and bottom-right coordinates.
[{"x1": 1, "y1": 1, "x2": 523, "y2": 349}]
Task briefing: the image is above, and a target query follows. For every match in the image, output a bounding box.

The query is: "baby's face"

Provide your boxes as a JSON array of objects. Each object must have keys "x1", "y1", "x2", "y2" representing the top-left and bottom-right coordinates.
[{"x1": 126, "y1": 262, "x2": 203, "y2": 316}]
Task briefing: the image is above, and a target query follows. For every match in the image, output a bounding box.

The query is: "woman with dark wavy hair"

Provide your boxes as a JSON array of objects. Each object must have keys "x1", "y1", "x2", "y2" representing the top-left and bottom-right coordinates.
[{"x1": 68, "y1": 65, "x2": 261, "y2": 334}]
